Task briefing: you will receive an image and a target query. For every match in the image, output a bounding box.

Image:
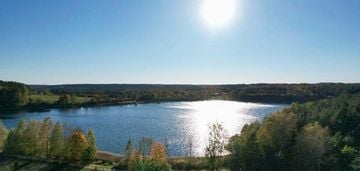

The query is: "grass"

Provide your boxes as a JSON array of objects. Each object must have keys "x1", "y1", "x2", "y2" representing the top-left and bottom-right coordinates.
[
  {"x1": 29, "y1": 94, "x2": 60, "y2": 104},
  {"x1": 76, "y1": 96, "x2": 91, "y2": 103},
  {"x1": 29, "y1": 94, "x2": 91, "y2": 104},
  {"x1": 0, "y1": 152, "x2": 217, "y2": 171}
]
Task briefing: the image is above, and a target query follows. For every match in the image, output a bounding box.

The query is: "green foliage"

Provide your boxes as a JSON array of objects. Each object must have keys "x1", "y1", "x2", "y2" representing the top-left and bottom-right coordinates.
[
  {"x1": 227, "y1": 93, "x2": 360, "y2": 171},
  {"x1": 4, "y1": 119, "x2": 51, "y2": 157},
  {"x1": 256, "y1": 111, "x2": 297, "y2": 170},
  {"x1": 50, "y1": 122, "x2": 65, "y2": 159},
  {"x1": 29, "y1": 94, "x2": 60, "y2": 104},
  {"x1": 57, "y1": 94, "x2": 79, "y2": 105},
  {"x1": 82, "y1": 129, "x2": 97, "y2": 163},
  {"x1": 3, "y1": 80, "x2": 360, "y2": 113},
  {"x1": 294, "y1": 122, "x2": 330, "y2": 171},
  {"x1": 126, "y1": 139, "x2": 171, "y2": 171},
  {"x1": 0, "y1": 157, "x2": 79, "y2": 171},
  {"x1": 0, "y1": 81, "x2": 29, "y2": 109},
  {"x1": 350, "y1": 156, "x2": 360, "y2": 171},
  {"x1": 0, "y1": 120, "x2": 8, "y2": 150},
  {"x1": 129, "y1": 159, "x2": 171, "y2": 171},
  {"x1": 31, "y1": 83, "x2": 360, "y2": 104},
  {"x1": 230, "y1": 83, "x2": 360, "y2": 103},
  {"x1": 226, "y1": 122, "x2": 263, "y2": 170},
  {"x1": 22, "y1": 120, "x2": 41, "y2": 156},
  {"x1": 3, "y1": 119, "x2": 96, "y2": 163},
  {"x1": 4, "y1": 119, "x2": 26, "y2": 155},
  {"x1": 205, "y1": 122, "x2": 227, "y2": 170},
  {"x1": 38, "y1": 117, "x2": 53, "y2": 157}
]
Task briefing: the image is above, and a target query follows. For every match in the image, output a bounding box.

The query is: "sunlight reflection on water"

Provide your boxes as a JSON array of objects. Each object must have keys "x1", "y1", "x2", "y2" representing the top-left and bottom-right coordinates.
[{"x1": 168, "y1": 100, "x2": 284, "y2": 155}]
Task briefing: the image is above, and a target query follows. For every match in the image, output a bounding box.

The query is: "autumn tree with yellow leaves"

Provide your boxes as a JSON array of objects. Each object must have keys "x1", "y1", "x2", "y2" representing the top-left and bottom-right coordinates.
[{"x1": 68, "y1": 129, "x2": 88, "y2": 161}]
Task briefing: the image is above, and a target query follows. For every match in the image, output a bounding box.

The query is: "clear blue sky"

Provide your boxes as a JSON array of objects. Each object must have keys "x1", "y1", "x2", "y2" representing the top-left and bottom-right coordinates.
[{"x1": 0, "y1": 0, "x2": 359, "y2": 84}]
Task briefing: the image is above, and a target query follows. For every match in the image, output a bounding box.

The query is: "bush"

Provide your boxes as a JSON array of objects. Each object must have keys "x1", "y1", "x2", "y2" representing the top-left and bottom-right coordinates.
[{"x1": 131, "y1": 159, "x2": 171, "y2": 171}]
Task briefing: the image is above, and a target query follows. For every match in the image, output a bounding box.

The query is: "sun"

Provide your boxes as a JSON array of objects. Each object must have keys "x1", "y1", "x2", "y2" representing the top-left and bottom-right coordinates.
[{"x1": 200, "y1": 0, "x2": 237, "y2": 28}]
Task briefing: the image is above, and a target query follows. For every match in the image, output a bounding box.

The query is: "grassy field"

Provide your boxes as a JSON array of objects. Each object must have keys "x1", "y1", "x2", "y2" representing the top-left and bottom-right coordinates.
[
  {"x1": 29, "y1": 94, "x2": 60, "y2": 104},
  {"x1": 29, "y1": 94, "x2": 91, "y2": 104}
]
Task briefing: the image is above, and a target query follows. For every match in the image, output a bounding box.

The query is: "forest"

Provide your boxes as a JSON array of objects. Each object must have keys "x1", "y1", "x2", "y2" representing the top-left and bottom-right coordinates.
[
  {"x1": 226, "y1": 93, "x2": 360, "y2": 171},
  {"x1": 1, "y1": 90, "x2": 360, "y2": 170},
  {"x1": 2, "y1": 80, "x2": 360, "y2": 112}
]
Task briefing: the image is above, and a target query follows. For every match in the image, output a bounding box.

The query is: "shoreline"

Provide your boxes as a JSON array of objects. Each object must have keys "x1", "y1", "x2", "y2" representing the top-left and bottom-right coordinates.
[
  {"x1": 0, "y1": 98, "x2": 290, "y2": 115},
  {"x1": 0, "y1": 151, "x2": 212, "y2": 171}
]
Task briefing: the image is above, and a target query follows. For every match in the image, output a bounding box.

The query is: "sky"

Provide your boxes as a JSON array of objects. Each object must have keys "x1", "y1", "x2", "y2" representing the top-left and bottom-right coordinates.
[{"x1": 0, "y1": 0, "x2": 359, "y2": 84}]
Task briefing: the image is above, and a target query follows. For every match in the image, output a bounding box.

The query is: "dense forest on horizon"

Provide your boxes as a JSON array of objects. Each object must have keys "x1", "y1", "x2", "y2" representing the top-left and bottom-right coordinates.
[{"x1": 1, "y1": 80, "x2": 360, "y2": 112}]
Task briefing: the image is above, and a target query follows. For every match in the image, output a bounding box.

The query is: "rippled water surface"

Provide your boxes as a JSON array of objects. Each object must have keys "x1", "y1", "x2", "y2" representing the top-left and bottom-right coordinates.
[{"x1": 1, "y1": 100, "x2": 287, "y2": 156}]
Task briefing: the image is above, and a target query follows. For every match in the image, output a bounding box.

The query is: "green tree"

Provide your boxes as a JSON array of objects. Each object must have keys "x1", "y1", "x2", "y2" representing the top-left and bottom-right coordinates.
[
  {"x1": 0, "y1": 81, "x2": 29, "y2": 109},
  {"x1": 205, "y1": 122, "x2": 227, "y2": 170},
  {"x1": 0, "y1": 120, "x2": 8, "y2": 150},
  {"x1": 22, "y1": 120, "x2": 41, "y2": 156},
  {"x1": 57, "y1": 94, "x2": 78, "y2": 105},
  {"x1": 38, "y1": 117, "x2": 53, "y2": 158},
  {"x1": 256, "y1": 111, "x2": 298, "y2": 170},
  {"x1": 50, "y1": 122, "x2": 65, "y2": 159},
  {"x1": 227, "y1": 122, "x2": 263, "y2": 171},
  {"x1": 82, "y1": 129, "x2": 97, "y2": 162},
  {"x1": 350, "y1": 155, "x2": 360, "y2": 171},
  {"x1": 294, "y1": 122, "x2": 330, "y2": 171},
  {"x1": 4, "y1": 119, "x2": 26, "y2": 154}
]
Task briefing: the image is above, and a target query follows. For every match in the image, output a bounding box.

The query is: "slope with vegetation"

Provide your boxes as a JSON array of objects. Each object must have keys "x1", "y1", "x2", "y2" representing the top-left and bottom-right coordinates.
[{"x1": 227, "y1": 93, "x2": 360, "y2": 170}]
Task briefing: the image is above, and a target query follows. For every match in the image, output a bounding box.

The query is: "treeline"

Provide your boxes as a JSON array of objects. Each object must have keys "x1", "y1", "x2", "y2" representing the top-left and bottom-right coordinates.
[
  {"x1": 0, "y1": 118, "x2": 97, "y2": 163},
  {"x1": 226, "y1": 93, "x2": 360, "y2": 171},
  {"x1": 226, "y1": 83, "x2": 360, "y2": 103},
  {"x1": 31, "y1": 82, "x2": 360, "y2": 104},
  {"x1": 0, "y1": 81, "x2": 29, "y2": 110},
  {"x1": 32, "y1": 85, "x2": 222, "y2": 104},
  {"x1": 2, "y1": 80, "x2": 360, "y2": 112},
  {"x1": 0, "y1": 118, "x2": 173, "y2": 170}
]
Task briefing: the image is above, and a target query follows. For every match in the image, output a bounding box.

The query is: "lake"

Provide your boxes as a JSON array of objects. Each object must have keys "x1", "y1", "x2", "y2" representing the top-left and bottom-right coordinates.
[{"x1": 0, "y1": 100, "x2": 287, "y2": 156}]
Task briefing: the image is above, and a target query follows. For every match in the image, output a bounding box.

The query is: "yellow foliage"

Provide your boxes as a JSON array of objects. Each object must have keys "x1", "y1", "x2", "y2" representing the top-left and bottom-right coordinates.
[
  {"x1": 150, "y1": 142, "x2": 167, "y2": 162},
  {"x1": 69, "y1": 130, "x2": 88, "y2": 161}
]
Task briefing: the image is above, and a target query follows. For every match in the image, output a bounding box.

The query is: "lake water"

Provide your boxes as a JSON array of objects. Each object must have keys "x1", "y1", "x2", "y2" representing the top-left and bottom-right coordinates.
[{"x1": 0, "y1": 100, "x2": 287, "y2": 156}]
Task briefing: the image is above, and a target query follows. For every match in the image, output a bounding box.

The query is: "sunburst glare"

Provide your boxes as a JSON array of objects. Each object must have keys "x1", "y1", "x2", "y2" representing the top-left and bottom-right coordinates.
[{"x1": 200, "y1": 0, "x2": 237, "y2": 29}]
